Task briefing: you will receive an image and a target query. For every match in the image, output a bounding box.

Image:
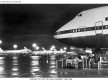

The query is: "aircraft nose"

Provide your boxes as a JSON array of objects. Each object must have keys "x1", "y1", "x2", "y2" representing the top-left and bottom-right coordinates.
[
  {"x1": 53, "y1": 35, "x2": 56, "y2": 39},
  {"x1": 53, "y1": 32, "x2": 58, "y2": 39}
]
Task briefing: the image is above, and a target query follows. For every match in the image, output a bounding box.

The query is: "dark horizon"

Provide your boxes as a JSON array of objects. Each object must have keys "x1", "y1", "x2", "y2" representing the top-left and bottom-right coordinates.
[{"x1": 0, "y1": 4, "x2": 107, "y2": 50}]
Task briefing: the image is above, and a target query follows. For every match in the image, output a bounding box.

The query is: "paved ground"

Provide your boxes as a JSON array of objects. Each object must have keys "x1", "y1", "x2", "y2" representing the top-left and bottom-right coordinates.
[{"x1": 57, "y1": 68, "x2": 108, "y2": 77}]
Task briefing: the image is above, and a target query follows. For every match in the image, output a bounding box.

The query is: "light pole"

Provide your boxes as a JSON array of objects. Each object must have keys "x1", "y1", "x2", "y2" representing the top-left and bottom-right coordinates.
[
  {"x1": 32, "y1": 43, "x2": 36, "y2": 51},
  {"x1": 13, "y1": 44, "x2": 18, "y2": 50}
]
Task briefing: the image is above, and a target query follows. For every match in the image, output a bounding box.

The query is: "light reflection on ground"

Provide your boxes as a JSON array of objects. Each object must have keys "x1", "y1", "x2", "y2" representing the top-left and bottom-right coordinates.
[{"x1": 0, "y1": 54, "x2": 108, "y2": 77}]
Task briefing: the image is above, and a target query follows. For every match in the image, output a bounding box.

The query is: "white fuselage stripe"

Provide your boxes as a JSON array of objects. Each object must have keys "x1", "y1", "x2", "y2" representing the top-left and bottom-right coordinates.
[{"x1": 54, "y1": 29, "x2": 108, "y2": 39}]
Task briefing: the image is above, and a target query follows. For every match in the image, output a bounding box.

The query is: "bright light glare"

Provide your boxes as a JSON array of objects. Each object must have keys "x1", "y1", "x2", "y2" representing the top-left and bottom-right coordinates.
[
  {"x1": 12, "y1": 67, "x2": 18, "y2": 71},
  {"x1": 70, "y1": 47, "x2": 74, "y2": 49},
  {"x1": 32, "y1": 43, "x2": 36, "y2": 47},
  {"x1": 0, "y1": 66, "x2": 4, "y2": 72},
  {"x1": 50, "y1": 45, "x2": 55, "y2": 50},
  {"x1": 0, "y1": 57, "x2": 4, "y2": 60},
  {"x1": 13, "y1": 56, "x2": 18, "y2": 60},
  {"x1": 64, "y1": 47, "x2": 67, "y2": 50},
  {"x1": 50, "y1": 69, "x2": 57, "y2": 74},
  {"x1": 85, "y1": 49, "x2": 92, "y2": 53},
  {"x1": 51, "y1": 45, "x2": 55, "y2": 49},
  {"x1": 0, "y1": 40, "x2": 2, "y2": 44},
  {"x1": 60, "y1": 48, "x2": 63, "y2": 51},
  {"x1": 50, "y1": 66, "x2": 55, "y2": 68},
  {"x1": 13, "y1": 44, "x2": 18, "y2": 49},
  {"x1": 31, "y1": 68, "x2": 40, "y2": 72},
  {"x1": 36, "y1": 46, "x2": 39, "y2": 50},
  {"x1": 12, "y1": 72, "x2": 19, "y2": 76},
  {"x1": 49, "y1": 74, "x2": 57, "y2": 77},
  {"x1": 13, "y1": 60, "x2": 18, "y2": 63},
  {"x1": 50, "y1": 56, "x2": 55, "y2": 60},
  {"x1": 50, "y1": 61, "x2": 56, "y2": 65},
  {"x1": 31, "y1": 56, "x2": 39, "y2": 60},
  {"x1": 33, "y1": 75, "x2": 41, "y2": 77},
  {"x1": 31, "y1": 61, "x2": 39, "y2": 66},
  {"x1": 42, "y1": 47, "x2": 46, "y2": 51}
]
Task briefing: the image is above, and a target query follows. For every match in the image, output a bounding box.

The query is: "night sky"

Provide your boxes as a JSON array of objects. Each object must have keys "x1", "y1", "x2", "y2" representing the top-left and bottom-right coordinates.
[{"x1": 0, "y1": 4, "x2": 107, "y2": 50}]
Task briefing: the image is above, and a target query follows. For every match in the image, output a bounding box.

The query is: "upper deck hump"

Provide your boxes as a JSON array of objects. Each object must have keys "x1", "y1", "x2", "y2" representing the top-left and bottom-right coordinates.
[{"x1": 56, "y1": 6, "x2": 108, "y2": 33}]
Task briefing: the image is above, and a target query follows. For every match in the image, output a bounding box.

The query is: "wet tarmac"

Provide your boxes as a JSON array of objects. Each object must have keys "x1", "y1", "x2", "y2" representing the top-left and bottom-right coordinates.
[{"x1": 0, "y1": 54, "x2": 108, "y2": 78}]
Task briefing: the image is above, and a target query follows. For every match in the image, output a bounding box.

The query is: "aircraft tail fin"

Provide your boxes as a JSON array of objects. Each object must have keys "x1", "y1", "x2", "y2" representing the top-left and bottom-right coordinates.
[
  {"x1": 42, "y1": 47, "x2": 46, "y2": 51},
  {"x1": 0, "y1": 48, "x2": 3, "y2": 52},
  {"x1": 24, "y1": 47, "x2": 27, "y2": 49}
]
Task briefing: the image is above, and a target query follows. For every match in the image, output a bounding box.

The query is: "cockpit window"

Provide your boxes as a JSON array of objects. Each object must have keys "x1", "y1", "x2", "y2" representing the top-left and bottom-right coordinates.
[
  {"x1": 105, "y1": 17, "x2": 108, "y2": 21},
  {"x1": 78, "y1": 13, "x2": 82, "y2": 17}
]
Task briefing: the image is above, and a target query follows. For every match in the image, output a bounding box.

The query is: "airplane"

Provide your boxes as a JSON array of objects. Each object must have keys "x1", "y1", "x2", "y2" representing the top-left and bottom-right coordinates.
[
  {"x1": 33, "y1": 50, "x2": 66, "y2": 55},
  {"x1": 0, "y1": 47, "x2": 32, "y2": 55},
  {"x1": 67, "y1": 51, "x2": 77, "y2": 55},
  {"x1": 54, "y1": 6, "x2": 108, "y2": 54},
  {"x1": 33, "y1": 47, "x2": 66, "y2": 55},
  {"x1": 33, "y1": 50, "x2": 53, "y2": 55},
  {"x1": 53, "y1": 51, "x2": 66, "y2": 55},
  {"x1": 33, "y1": 47, "x2": 54, "y2": 55},
  {"x1": 53, "y1": 49, "x2": 66, "y2": 54}
]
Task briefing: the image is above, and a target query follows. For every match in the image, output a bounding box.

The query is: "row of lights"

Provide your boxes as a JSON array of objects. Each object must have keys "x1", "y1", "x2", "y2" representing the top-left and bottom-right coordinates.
[
  {"x1": 0, "y1": 40, "x2": 40, "y2": 50},
  {"x1": 0, "y1": 40, "x2": 18, "y2": 50},
  {"x1": 32, "y1": 43, "x2": 39, "y2": 51},
  {"x1": 0, "y1": 40, "x2": 67, "y2": 51},
  {"x1": 50, "y1": 45, "x2": 67, "y2": 51}
]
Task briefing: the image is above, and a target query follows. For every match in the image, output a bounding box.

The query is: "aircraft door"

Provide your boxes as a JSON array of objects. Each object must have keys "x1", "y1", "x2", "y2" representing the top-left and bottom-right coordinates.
[
  {"x1": 95, "y1": 21, "x2": 103, "y2": 35},
  {"x1": 95, "y1": 21, "x2": 103, "y2": 48}
]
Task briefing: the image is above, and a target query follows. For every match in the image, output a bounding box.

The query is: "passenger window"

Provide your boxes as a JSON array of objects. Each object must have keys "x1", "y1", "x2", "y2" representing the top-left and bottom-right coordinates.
[
  {"x1": 89, "y1": 27, "x2": 91, "y2": 30},
  {"x1": 66, "y1": 31, "x2": 68, "y2": 33},
  {"x1": 67, "y1": 30, "x2": 69, "y2": 33},
  {"x1": 99, "y1": 26, "x2": 102, "y2": 29},
  {"x1": 68, "y1": 30, "x2": 70, "y2": 33},
  {"x1": 73, "y1": 30, "x2": 74, "y2": 32},
  {"x1": 80, "y1": 29, "x2": 82, "y2": 31},
  {"x1": 91, "y1": 27, "x2": 95, "y2": 30},
  {"x1": 96, "y1": 26, "x2": 99, "y2": 30},
  {"x1": 64, "y1": 31, "x2": 66, "y2": 33},
  {"x1": 66, "y1": 30, "x2": 69, "y2": 33},
  {"x1": 62, "y1": 31, "x2": 64, "y2": 34},
  {"x1": 85, "y1": 28, "x2": 89, "y2": 31},
  {"x1": 96, "y1": 26, "x2": 101, "y2": 30},
  {"x1": 78, "y1": 13, "x2": 82, "y2": 17},
  {"x1": 105, "y1": 25, "x2": 108, "y2": 29},
  {"x1": 77, "y1": 29, "x2": 79, "y2": 32},
  {"x1": 85, "y1": 28, "x2": 87, "y2": 31},
  {"x1": 103, "y1": 26, "x2": 105, "y2": 29},
  {"x1": 70, "y1": 30, "x2": 73, "y2": 33},
  {"x1": 103, "y1": 26, "x2": 106, "y2": 29},
  {"x1": 74, "y1": 29, "x2": 76, "y2": 32},
  {"x1": 81, "y1": 28, "x2": 84, "y2": 31},
  {"x1": 71, "y1": 30, "x2": 73, "y2": 32}
]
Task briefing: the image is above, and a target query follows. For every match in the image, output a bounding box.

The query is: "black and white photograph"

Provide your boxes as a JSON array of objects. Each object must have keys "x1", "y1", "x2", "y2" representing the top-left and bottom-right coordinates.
[{"x1": 0, "y1": 3, "x2": 108, "y2": 78}]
